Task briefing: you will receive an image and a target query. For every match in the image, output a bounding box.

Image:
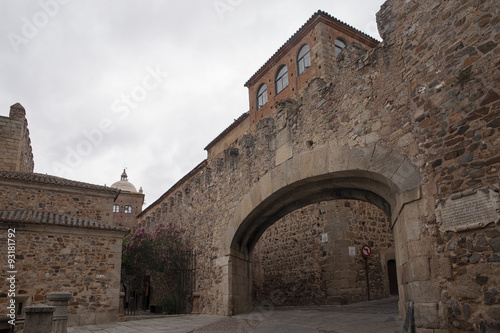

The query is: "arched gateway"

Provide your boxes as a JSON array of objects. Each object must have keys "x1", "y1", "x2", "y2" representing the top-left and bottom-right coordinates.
[
  {"x1": 139, "y1": 1, "x2": 500, "y2": 331},
  {"x1": 224, "y1": 144, "x2": 421, "y2": 315}
]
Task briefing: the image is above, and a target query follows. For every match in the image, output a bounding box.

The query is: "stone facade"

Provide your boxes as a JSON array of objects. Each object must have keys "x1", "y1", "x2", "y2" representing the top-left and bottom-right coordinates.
[
  {"x1": 252, "y1": 200, "x2": 395, "y2": 306},
  {"x1": 0, "y1": 211, "x2": 127, "y2": 326},
  {"x1": 138, "y1": 1, "x2": 500, "y2": 331},
  {"x1": 0, "y1": 172, "x2": 119, "y2": 225},
  {"x1": 0, "y1": 103, "x2": 34, "y2": 173},
  {"x1": 0, "y1": 104, "x2": 129, "y2": 327}
]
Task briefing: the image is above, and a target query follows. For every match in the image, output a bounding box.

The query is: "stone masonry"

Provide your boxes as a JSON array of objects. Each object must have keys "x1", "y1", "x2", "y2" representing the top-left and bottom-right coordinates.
[
  {"x1": 252, "y1": 200, "x2": 394, "y2": 306},
  {"x1": 0, "y1": 172, "x2": 119, "y2": 225},
  {"x1": 0, "y1": 103, "x2": 34, "y2": 173},
  {"x1": 137, "y1": 1, "x2": 499, "y2": 331},
  {"x1": 0, "y1": 211, "x2": 127, "y2": 326},
  {"x1": 0, "y1": 104, "x2": 129, "y2": 327}
]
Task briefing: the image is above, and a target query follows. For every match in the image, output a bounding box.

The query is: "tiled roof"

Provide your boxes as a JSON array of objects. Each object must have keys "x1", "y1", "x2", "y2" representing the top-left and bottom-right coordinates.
[
  {"x1": 244, "y1": 10, "x2": 380, "y2": 87},
  {"x1": 0, "y1": 210, "x2": 128, "y2": 232},
  {"x1": 0, "y1": 171, "x2": 120, "y2": 194}
]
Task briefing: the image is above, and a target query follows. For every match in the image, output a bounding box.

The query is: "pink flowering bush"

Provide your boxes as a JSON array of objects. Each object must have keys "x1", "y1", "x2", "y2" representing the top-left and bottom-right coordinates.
[
  {"x1": 122, "y1": 224, "x2": 188, "y2": 273},
  {"x1": 121, "y1": 224, "x2": 192, "y2": 313}
]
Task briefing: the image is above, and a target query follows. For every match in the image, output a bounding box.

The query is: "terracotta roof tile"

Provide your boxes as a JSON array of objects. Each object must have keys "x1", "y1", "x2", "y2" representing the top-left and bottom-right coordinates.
[
  {"x1": 0, "y1": 210, "x2": 128, "y2": 232},
  {"x1": 0, "y1": 171, "x2": 120, "y2": 194}
]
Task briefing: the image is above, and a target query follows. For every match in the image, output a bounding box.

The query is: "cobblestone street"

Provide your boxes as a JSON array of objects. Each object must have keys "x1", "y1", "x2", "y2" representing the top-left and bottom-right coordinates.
[{"x1": 68, "y1": 298, "x2": 402, "y2": 333}]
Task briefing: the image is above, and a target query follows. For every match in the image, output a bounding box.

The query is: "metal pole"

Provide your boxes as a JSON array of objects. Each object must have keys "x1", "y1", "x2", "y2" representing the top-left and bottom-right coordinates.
[{"x1": 364, "y1": 256, "x2": 370, "y2": 301}]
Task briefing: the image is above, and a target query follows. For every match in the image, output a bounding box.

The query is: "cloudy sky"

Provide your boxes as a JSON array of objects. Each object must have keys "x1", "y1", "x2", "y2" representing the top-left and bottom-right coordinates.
[{"x1": 0, "y1": 0, "x2": 386, "y2": 205}]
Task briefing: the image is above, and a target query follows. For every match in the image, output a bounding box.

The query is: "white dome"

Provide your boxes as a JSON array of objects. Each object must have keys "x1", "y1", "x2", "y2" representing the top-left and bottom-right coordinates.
[
  {"x1": 110, "y1": 169, "x2": 138, "y2": 193},
  {"x1": 111, "y1": 180, "x2": 137, "y2": 192}
]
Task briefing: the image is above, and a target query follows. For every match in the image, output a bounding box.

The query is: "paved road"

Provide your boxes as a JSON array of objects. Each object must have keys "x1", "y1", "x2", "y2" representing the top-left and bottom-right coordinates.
[{"x1": 68, "y1": 297, "x2": 402, "y2": 333}]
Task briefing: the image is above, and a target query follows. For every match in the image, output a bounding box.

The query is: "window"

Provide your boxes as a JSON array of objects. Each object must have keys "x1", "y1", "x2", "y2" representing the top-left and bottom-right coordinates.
[
  {"x1": 124, "y1": 205, "x2": 132, "y2": 214},
  {"x1": 275, "y1": 65, "x2": 289, "y2": 94},
  {"x1": 334, "y1": 38, "x2": 347, "y2": 56},
  {"x1": 113, "y1": 204, "x2": 120, "y2": 213},
  {"x1": 257, "y1": 83, "x2": 268, "y2": 109},
  {"x1": 297, "y1": 44, "x2": 311, "y2": 75}
]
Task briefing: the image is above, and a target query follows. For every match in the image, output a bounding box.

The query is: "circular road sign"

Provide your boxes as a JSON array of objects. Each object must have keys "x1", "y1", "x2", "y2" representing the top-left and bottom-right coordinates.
[{"x1": 361, "y1": 245, "x2": 372, "y2": 257}]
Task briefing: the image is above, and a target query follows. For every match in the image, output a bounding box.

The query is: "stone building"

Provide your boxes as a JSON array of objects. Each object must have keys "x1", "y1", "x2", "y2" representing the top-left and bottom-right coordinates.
[
  {"x1": 0, "y1": 103, "x2": 128, "y2": 326},
  {"x1": 138, "y1": 1, "x2": 500, "y2": 331},
  {"x1": 0, "y1": 103, "x2": 34, "y2": 173},
  {"x1": 111, "y1": 169, "x2": 145, "y2": 228},
  {"x1": 252, "y1": 200, "x2": 396, "y2": 306}
]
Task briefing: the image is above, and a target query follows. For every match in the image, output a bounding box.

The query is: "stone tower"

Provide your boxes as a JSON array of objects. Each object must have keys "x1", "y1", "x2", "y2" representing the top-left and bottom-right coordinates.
[{"x1": 111, "y1": 169, "x2": 144, "y2": 228}]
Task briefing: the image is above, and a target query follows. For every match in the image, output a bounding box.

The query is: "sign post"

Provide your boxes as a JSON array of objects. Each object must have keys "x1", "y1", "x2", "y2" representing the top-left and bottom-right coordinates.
[{"x1": 361, "y1": 245, "x2": 372, "y2": 301}]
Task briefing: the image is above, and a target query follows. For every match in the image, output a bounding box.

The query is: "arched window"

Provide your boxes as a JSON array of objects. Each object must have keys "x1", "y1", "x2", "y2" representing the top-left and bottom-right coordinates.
[
  {"x1": 257, "y1": 83, "x2": 268, "y2": 110},
  {"x1": 297, "y1": 44, "x2": 311, "y2": 75},
  {"x1": 275, "y1": 65, "x2": 289, "y2": 94},
  {"x1": 124, "y1": 205, "x2": 132, "y2": 214},
  {"x1": 334, "y1": 38, "x2": 347, "y2": 56},
  {"x1": 113, "y1": 204, "x2": 120, "y2": 213}
]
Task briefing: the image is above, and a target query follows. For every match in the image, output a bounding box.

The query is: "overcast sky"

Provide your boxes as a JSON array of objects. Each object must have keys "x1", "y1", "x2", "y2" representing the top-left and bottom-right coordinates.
[{"x1": 0, "y1": 0, "x2": 386, "y2": 205}]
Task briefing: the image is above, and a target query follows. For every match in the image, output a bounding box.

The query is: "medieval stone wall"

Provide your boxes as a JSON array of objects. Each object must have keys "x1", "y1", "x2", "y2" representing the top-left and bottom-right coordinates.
[
  {"x1": 139, "y1": 0, "x2": 500, "y2": 330},
  {"x1": 0, "y1": 180, "x2": 117, "y2": 225},
  {"x1": 0, "y1": 223, "x2": 125, "y2": 326},
  {"x1": 0, "y1": 103, "x2": 34, "y2": 173},
  {"x1": 252, "y1": 199, "x2": 394, "y2": 306}
]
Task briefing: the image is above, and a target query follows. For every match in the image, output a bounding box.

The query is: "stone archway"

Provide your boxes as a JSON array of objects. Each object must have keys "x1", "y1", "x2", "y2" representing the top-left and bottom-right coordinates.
[{"x1": 222, "y1": 143, "x2": 426, "y2": 321}]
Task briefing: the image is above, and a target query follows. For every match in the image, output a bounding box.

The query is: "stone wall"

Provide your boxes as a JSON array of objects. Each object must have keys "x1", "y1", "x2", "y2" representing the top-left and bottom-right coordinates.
[
  {"x1": 0, "y1": 172, "x2": 119, "y2": 225},
  {"x1": 113, "y1": 192, "x2": 144, "y2": 228},
  {"x1": 0, "y1": 217, "x2": 126, "y2": 326},
  {"x1": 0, "y1": 103, "x2": 34, "y2": 173},
  {"x1": 252, "y1": 200, "x2": 394, "y2": 306},
  {"x1": 138, "y1": 0, "x2": 500, "y2": 330}
]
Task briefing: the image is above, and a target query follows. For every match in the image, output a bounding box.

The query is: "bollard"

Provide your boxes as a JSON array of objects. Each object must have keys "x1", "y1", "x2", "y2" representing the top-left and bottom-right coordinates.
[
  {"x1": 47, "y1": 292, "x2": 72, "y2": 333},
  {"x1": 23, "y1": 305, "x2": 55, "y2": 333}
]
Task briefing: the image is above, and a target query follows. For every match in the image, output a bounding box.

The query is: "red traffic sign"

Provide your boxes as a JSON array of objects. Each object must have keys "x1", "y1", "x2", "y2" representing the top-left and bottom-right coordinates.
[{"x1": 361, "y1": 245, "x2": 372, "y2": 257}]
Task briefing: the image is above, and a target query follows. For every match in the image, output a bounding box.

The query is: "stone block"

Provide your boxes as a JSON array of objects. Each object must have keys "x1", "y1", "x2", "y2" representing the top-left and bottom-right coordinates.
[
  {"x1": 275, "y1": 128, "x2": 290, "y2": 149},
  {"x1": 67, "y1": 314, "x2": 80, "y2": 327},
  {"x1": 347, "y1": 145, "x2": 375, "y2": 171},
  {"x1": 406, "y1": 256, "x2": 430, "y2": 282},
  {"x1": 239, "y1": 194, "x2": 253, "y2": 223},
  {"x1": 367, "y1": 145, "x2": 404, "y2": 180},
  {"x1": 271, "y1": 162, "x2": 288, "y2": 193},
  {"x1": 391, "y1": 158, "x2": 421, "y2": 193},
  {"x1": 23, "y1": 305, "x2": 55, "y2": 333},
  {"x1": 250, "y1": 183, "x2": 262, "y2": 208},
  {"x1": 259, "y1": 172, "x2": 272, "y2": 202},
  {"x1": 403, "y1": 216, "x2": 422, "y2": 241},
  {"x1": 430, "y1": 256, "x2": 452, "y2": 280},
  {"x1": 312, "y1": 143, "x2": 328, "y2": 176},
  {"x1": 414, "y1": 302, "x2": 439, "y2": 329},
  {"x1": 407, "y1": 281, "x2": 440, "y2": 303},
  {"x1": 328, "y1": 143, "x2": 349, "y2": 173},
  {"x1": 79, "y1": 312, "x2": 96, "y2": 325},
  {"x1": 275, "y1": 141, "x2": 293, "y2": 166},
  {"x1": 298, "y1": 151, "x2": 314, "y2": 180},
  {"x1": 406, "y1": 239, "x2": 432, "y2": 258},
  {"x1": 96, "y1": 310, "x2": 117, "y2": 324}
]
